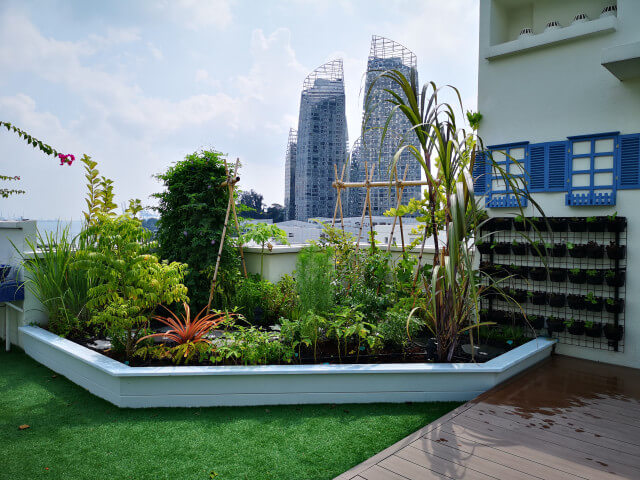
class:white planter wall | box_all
[19,326,555,408]
[478,0,640,368]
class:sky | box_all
[0,0,479,220]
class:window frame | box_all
[565,132,619,206]
[485,141,529,208]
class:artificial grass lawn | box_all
[0,349,460,480]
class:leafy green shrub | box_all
[233,275,278,327]
[295,245,334,315]
[81,214,188,359]
[154,150,239,309]
[242,222,289,278]
[214,325,294,365]
[19,226,92,337]
[379,308,424,350]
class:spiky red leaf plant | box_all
[137,303,231,346]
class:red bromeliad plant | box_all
[136,303,235,364]
[138,303,229,346]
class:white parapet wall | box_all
[19,325,555,408]
[243,244,436,283]
[0,220,47,350]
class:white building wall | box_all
[478,0,640,367]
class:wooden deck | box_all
[335,355,640,480]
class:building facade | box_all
[283,128,297,220]
[293,59,348,221]
[349,36,422,217]
[477,0,640,367]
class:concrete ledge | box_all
[486,16,617,61]
[19,326,555,408]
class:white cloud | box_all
[157,0,234,30]
[146,42,163,60]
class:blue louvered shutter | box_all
[528,144,545,191]
[527,141,567,192]
[473,150,487,195]
[618,134,640,189]
[547,141,567,191]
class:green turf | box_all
[0,349,460,480]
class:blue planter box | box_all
[0,281,25,302]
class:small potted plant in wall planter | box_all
[567,293,586,310]
[547,316,565,333]
[494,241,511,255]
[585,241,604,259]
[586,216,606,232]
[530,216,548,231]
[605,242,626,260]
[605,298,624,314]
[567,242,587,258]
[568,268,586,284]
[510,264,529,279]
[491,217,512,231]
[530,291,548,305]
[479,308,490,323]
[566,318,586,336]
[549,217,568,232]
[493,310,512,325]
[513,215,530,231]
[511,240,527,255]
[548,292,566,307]
[476,239,492,254]
[480,261,497,276]
[585,321,603,338]
[604,324,623,342]
[586,269,604,285]
[529,241,547,257]
[550,243,567,257]
[585,292,603,312]
[606,212,626,232]
[494,264,510,278]
[549,268,567,282]
[529,267,547,281]
[507,288,528,303]
[605,269,625,287]
[527,314,545,330]
[569,217,587,232]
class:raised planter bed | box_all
[18,326,555,408]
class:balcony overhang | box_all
[602,41,640,80]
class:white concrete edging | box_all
[18,326,555,408]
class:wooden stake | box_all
[386,165,409,253]
[227,159,247,278]
[331,164,346,230]
[207,158,240,311]
[355,162,374,253]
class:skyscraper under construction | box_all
[285,59,348,221]
[349,36,421,217]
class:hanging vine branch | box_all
[1,121,74,165]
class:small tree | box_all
[154,150,239,309]
[81,214,188,359]
[242,222,289,278]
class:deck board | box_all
[334,355,640,480]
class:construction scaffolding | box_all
[349,36,422,217]
[294,59,348,221]
[283,128,297,220]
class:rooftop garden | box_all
[5,76,541,369]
